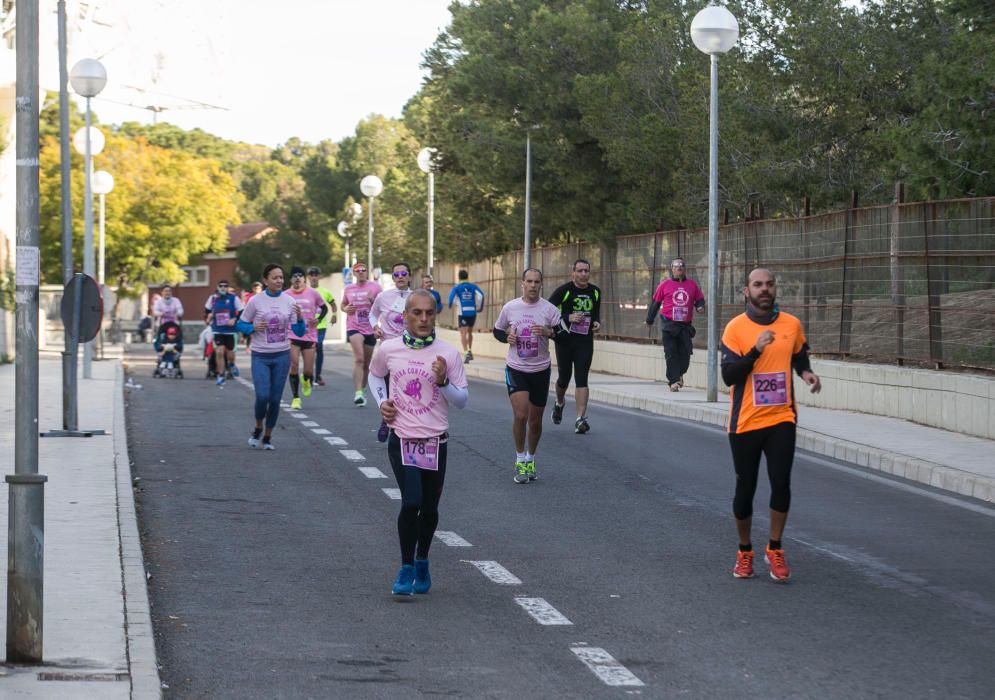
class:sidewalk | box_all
[456,352,995,504]
[0,356,160,699]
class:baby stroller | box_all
[198,326,219,379]
[153,321,184,379]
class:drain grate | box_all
[37,671,130,682]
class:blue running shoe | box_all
[230,364,240,378]
[392,564,415,596]
[216,375,225,387]
[413,560,431,594]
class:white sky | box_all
[69,0,454,147]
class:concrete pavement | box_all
[0,337,992,697]
[0,356,160,698]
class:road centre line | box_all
[290,413,308,419]
[311,428,331,435]
[570,645,645,687]
[340,449,365,461]
[514,597,572,625]
[462,561,522,585]
[434,531,473,547]
[382,488,401,500]
[300,421,319,427]
[358,467,388,479]
[324,436,347,446]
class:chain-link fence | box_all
[430,196,995,371]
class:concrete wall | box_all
[438,328,995,441]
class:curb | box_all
[461,362,995,504]
[112,362,163,699]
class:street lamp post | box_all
[69,58,107,378]
[417,147,437,275]
[524,133,532,270]
[71,124,104,375]
[92,170,114,286]
[337,221,350,270]
[691,4,739,403]
[360,175,384,274]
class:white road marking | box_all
[514,597,572,625]
[340,449,365,461]
[324,437,347,446]
[311,428,332,435]
[300,421,319,427]
[359,467,388,479]
[462,560,522,585]
[434,531,473,547]
[571,645,645,687]
[290,413,308,419]
[382,488,401,500]
[235,377,253,389]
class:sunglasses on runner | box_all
[353,267,367,273]
[392,270,409,277]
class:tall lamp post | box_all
[360,175,383,274]
[337,221,350,270]
[69,58,107,378]
[92,170,114,286]
[417,147,437,275]
[524,132,532,270]
[71,125,104,375]
[691,4,739,403]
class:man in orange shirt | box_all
[721,268,821,582]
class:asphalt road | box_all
[125,344,995,699]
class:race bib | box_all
[516,329,539,358]
[357,308,370,323]
[265,318,287,344]
[570,315,591,335]
[401,436,440,471]
[671,306,688,322]
[214,311,230,326]
[752,371,788,406]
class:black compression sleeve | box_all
[792,343,813,376]
[315,303,328,322]
[646,300,661,324]
[721,345,762,387]
[592,285,601,324]
[493,328,509,343]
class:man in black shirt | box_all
[547,258,601,433]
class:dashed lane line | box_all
[514,597,573,625]
[290,413,308,419]
[311,428,332,435]
[301,421,319,427]
[571,645,645,687]
[324,437,348,446]
[340,450,365,461]
[359,467,388,479]
[462,561,522,585]
[434,531,473,547]
[382,488,401,500]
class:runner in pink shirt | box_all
[646,257,706,391]
[370,261,415,442]
[492,268,567,484]
[369,290,468,596]
[341,263,383,406]
[286,267,328,410]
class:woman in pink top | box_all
[286,267,328,409]
[369,290,468,596]
[341,262,383,406]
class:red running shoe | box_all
[733,550,754,578]
[765,545,791,582]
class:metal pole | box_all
[98,193,105,285]
[82,100,94,377]
[524,132,532,271]
[8,0,48,663]
[706,54,720,403]
[367,198,375,273]
[57,0,78,432]
[344,239,349,270]
[57,1,72,284]
[427,171,435,275]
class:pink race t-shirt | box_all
[240,291,297,354]
[494,297,562,372]
[344,282,383,334]
[370,288,412,340]
[369,337,468,439]
[653,278,704,324]
[287,287,325,342]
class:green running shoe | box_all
[526,459,537,481]
[514,460,529,484]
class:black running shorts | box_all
[458,315,477,328]
[505,365,552,407]
[213,334,236,351]
[347,330,377,347]
[291,339,316,350]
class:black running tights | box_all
[388,433,447,565]
[728,421,796,520]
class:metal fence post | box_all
[839,190,857,354]
[924,201,944,368]
[890,182,905,364]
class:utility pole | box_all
[8,0,48,663]
[57,0,78,431]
